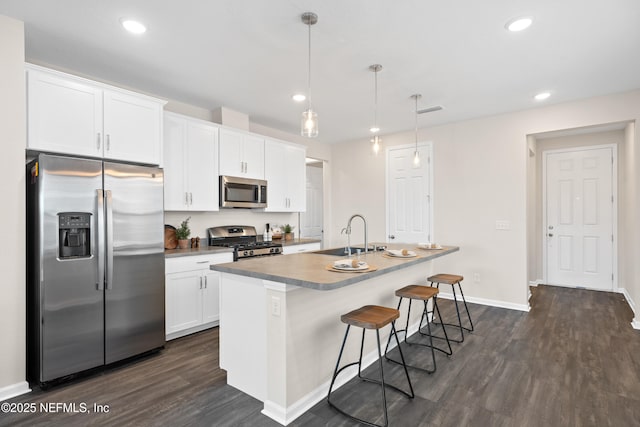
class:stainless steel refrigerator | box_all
[27,153,165,386]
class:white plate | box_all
[386,250,417,258]
[332,261,369,271]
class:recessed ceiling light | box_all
[292,93,306,102]
[369,126,380,133]
[534,91,551,101]
[505,17,533,32]
[121,19,147,34]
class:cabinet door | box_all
[264,140,287,211]
[242,134,265,179]
[103,89,162,165]
[27,69,103,157]
[219,128,244,176]
[186,122,218,211]
[202,271,220,324]
[285,144,307,211]
[163,114,188,210]
[165,271,203,334]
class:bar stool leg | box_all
[430,297,453,356]
[430,281,470,343]
[451,284,465,342]
[456,281,475,332]
[385,296,451,372]
[328,322,413,427]
[327,325,352,401]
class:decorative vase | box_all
[284,232,293,241]
[178,239,190,249]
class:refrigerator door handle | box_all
[96,189,105,290]
[105,190,114,290]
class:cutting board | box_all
[164,225,178,249]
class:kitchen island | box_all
[211,244,459,425]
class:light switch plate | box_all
[495,220,511,230]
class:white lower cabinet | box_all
[282,242,321,254]
[165,253,232,340]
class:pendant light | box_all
[369,64,383,154]
[301,12,318,138]
[411,94,421,165]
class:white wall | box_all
[331,90,640,310]
[0,15,28,399]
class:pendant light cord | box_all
[414,95,418,149]
[307,20,312,109]
[374,69,378,128]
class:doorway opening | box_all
[300,157,324,246]
[526,122,632,296]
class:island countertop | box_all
[210,243,459,290]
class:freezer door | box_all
[37,155,105,382]
[104,162,165,363]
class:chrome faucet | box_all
[344,214,368,253]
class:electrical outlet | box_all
[495,220,511,230]
[271,296,281,317]
[473,273,480,283]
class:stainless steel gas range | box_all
[207,225,283,261]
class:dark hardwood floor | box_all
[2,285,639,426]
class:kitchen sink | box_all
[311,247,379,256]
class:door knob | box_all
[548,233,554,237]
[388,235,395,240]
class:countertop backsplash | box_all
[164,210,298,242]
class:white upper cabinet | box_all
[102,90,163,164]
[27,68,103,158]
[219,127,265,180]
[26,65,165,165]
[163,112,219,211]
[264,138,306,212]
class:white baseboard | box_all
[529,280,544,286]
[618,288,640,330]
[166,321,218,341]
[261,320,419,425]
[0,381,30,402]
[436,292,530,312]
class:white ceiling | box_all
[2,0,640,144]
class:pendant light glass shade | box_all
[411,94,421,166]
[301,108,319,138]
[371,135,381,154]
[301,12,318,138]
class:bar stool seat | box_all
[328,305,413,427]
[428,274,474,343]
[385,285,452,373]
[341,305,399,329]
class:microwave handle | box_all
[261,185,267,204]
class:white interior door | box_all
[301,163,323,240]
[387,144,432,244]
[545,147,614,290]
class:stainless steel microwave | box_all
[220,175,267,208]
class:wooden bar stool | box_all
[384,285,452,373]
[428,274,474,343]
[327,305,414,427]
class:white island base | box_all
[215,246,459,425]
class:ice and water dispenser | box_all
[58,212,91,259]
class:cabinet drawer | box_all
[165,252,233,273]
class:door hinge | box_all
[612,234,614,242]
[612,195,614,203]
[612,273,614,282]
